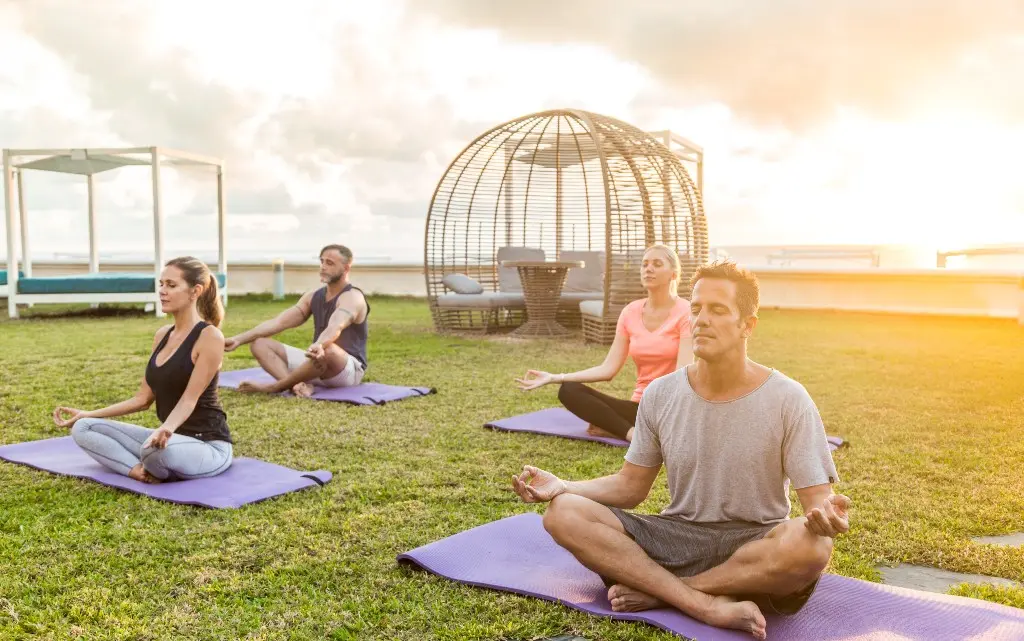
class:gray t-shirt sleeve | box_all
[624,381,665,468]
[782,390,840,489]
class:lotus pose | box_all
[517,244,693,441]
[54,257,233,484]
[225,244,370,397]
[512,261,850,639]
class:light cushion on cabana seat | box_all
[579,299,604,318]
[441,273,484,295]
[560,250,604,292]
[16,272,227,295]
[496,247,545,292]
[436,292,526,310]
[559,291,603,304]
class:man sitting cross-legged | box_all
[225,244,370,397]
[511,260,850,640]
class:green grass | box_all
[1,296,1023,640]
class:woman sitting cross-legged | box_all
[52,257,233,484]
[517,244,693,442]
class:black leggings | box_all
[557,382,639,440]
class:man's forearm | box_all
[312,325,343,348]
[563,474,646,509]
[240,318,284,343]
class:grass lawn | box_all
[1,295,1023,640]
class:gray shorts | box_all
[609,508,819,615]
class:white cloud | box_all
[1,0,1021,268]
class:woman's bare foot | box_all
[127,464,161,484]
[608,584,664,612]
[291,382,315,398]
[586,424,620,440]
[700,595,766,640]
[238,381,273,394]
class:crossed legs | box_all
[239,337,350,397]
[542,494,832,639]
[71,418,233,483]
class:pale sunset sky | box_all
[2,0,1023,263]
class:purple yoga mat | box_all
[399,512,1024,641]
[0,437,332,509]
[218,367,435,406]
[486,408,847,451]
[485,407,629,446]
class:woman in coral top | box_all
[517,244,693,442]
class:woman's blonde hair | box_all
[643,244,682,292]
[165,256,223,328]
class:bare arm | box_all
[145,327,224,446]
[230,290,314,346]
[513,461,661,509]
[54,327,166,427]
[560,329,630,383]
[517,320,630,390]
[797,483,851,538]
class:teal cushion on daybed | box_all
[0,270,25,286]
[16,272,227,295]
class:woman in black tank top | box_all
[53,257,234,484]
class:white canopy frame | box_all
[2,146,227,318]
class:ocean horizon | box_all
[3,243,1023,270]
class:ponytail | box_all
[165,256,224,327]
[197,273,224,328]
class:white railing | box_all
[4,260,1023,324]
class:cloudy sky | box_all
[2,0,1023,264]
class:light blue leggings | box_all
[71,418,233,480]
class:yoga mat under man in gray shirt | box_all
[626,366,840,526]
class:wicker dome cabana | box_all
[424,109,708,342]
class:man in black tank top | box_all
[226,244,371,397]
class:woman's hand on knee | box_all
[143,426,174,450]
[53,406,88,429]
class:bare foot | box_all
[700,595,766,640]
[586,424,620,440]
[291,382,315,398]
[127,464,161,484]
[608,584,664,612]
[238,381,273,394]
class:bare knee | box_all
[773,520,833,584]
[250,337,274,357]
[317,345,349,376]
[543,493,593,542]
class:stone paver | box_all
[878,563,1021,594]
[972,533,1024,547]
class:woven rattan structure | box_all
[424,109,708,341]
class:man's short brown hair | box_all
[689,260,760,318]
[320,244,353,264]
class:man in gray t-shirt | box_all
[513,260,851,641]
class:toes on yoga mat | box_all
[486,408,847,451]
[0,437,332,509]
[398,513,1024,640]
[218,367,435,405]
